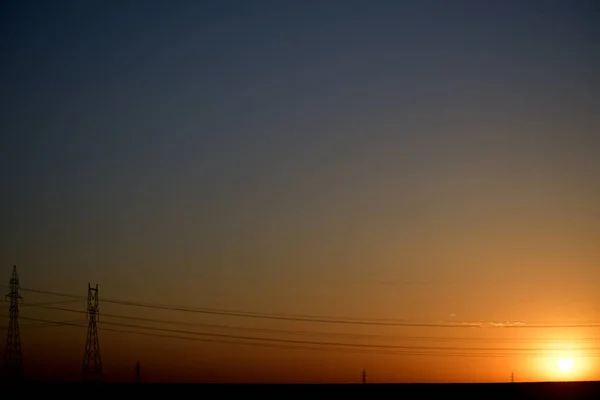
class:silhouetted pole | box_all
[362,369,366,384]
[136,361,140,384]
[3,266,24,381]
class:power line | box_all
[13,314,600,355]
[21,299,82,307]
[24,304,600,343]
[8,314,398,356]
[11,285,600,328]
[72,320,600,353]
[3,313,472,357]
[33,304,423,339]
[7,314,600,359]
[0,319,85,330]
[14,286,470,327]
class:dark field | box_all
[3,381,600,399]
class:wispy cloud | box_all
[487,321,526,327]
[439,320,526,328]
[439,321,485,328]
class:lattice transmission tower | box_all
[81,283,103,382]
[3,265,24,381]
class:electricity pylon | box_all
[81,283,102,382]
[3,266,23,382]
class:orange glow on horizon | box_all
[527,338,599,383]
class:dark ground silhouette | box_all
[2,380,600,399]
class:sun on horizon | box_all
[558,358,574,373]
[532,343,596,382]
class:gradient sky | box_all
[1,0,599,383]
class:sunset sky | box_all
[1,0,599,383]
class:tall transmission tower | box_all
[81,283,102,383]
[3,265,24,381]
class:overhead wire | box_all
[7,314,600,359]
[15,286,473,327]
[0,314,86,329]
[4,284,600,358]
[3,279,600,382]
[10,285,600,328]
[2,314,490,357]
[7,311,600,355]
[21,299,83,307]
[23,303,600,343]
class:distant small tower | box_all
[362,369,366,384]
[136,361,140,384]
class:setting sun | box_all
[558,358,574,373]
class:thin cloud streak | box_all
[440,321,527,328]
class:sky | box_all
[1,0,599,383]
